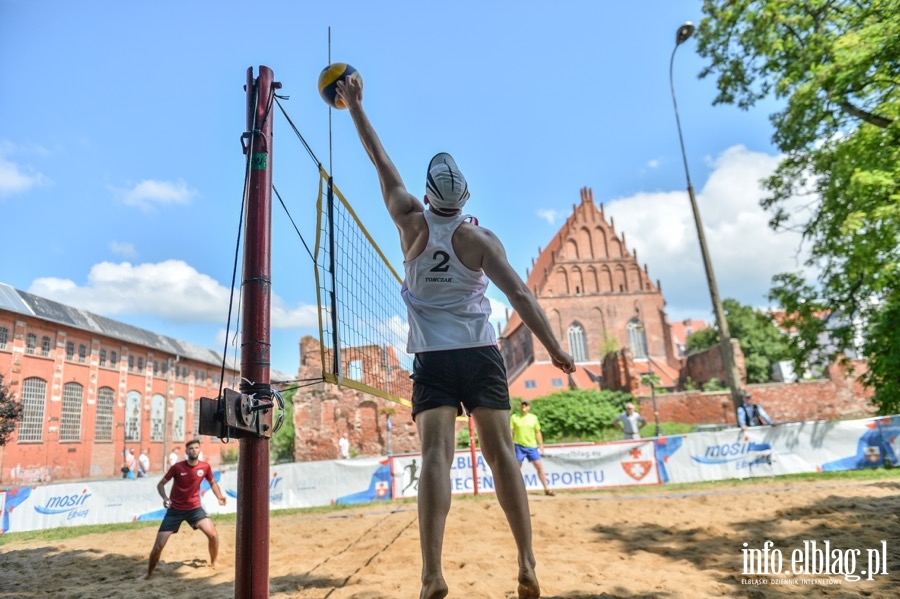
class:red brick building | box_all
[0,283,238,485]
[500,187,683,399]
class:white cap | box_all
[425,152,470,211]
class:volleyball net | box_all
[312,165,413,407]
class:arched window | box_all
[125,391,142,442]
[567,323,589,362]
[95,386,115,441]
[60,382,84,442]
[627,320,648,359]
[193,399,201,438]
[18,377,47,442]
[150,394,165,441]
[172,397,186,442]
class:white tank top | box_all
[401,211,497,353]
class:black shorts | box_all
[158,507,209,533]
[410,345,511,419]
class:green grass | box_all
[2,466,896,547]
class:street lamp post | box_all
[645,367,661,438]
[669,21,744,410]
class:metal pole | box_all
[235,65,277,599]
[669,24,744,409]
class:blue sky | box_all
[0,1,808,376]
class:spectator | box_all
[168,448,179,468]
[614,402,647,440]
[138,449,151,478]
[737,394,775,430]
[338,435,350,459]
[122,448,136,479]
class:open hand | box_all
[335,75,363,110]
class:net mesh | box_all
[314,167,413,406]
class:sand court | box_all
[2,477,898,598]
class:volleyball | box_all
[318,63,362,109]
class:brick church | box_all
[499,187,686,399]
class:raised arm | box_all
[335,77,423,227]
[477,228,574,373]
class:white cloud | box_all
[536,209,558,224]
[28,260,318,329]
[0,154,49,199]
[646,159,660,169]
[113,179,196,211]
[605,145,815,322]
[109,241,138,258]
[271,297,319,328]
[487,295,512,329]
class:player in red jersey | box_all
[139,439,227,579]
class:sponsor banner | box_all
[3,458,390,534]
[392,441,659,499]
[654,418,896,484]
[217,457,390,509]
[882,416,900,467]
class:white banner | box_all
[3,416,896,534]
[2,457,391,534]
[654,416,900,484]
[391,441,659,499]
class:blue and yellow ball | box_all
[317,63,362,109]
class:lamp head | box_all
[676,22,695,46]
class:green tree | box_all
[0,375,23,446]
[516,389,634,442]
[696,1,900,411]
[860,290,900,414]
[686,299,791,383]
[270,387,296,462]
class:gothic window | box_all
[627,320,648,359]
[567,323,589,362]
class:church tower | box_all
[499,187,679,398]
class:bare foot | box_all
[420,575,449,599]
[137,573,152,581]
[209,561,219,569]
[518,567,540,599]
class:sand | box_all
[1,477,898,598]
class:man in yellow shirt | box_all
[510,401,555,496]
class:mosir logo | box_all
[34,489,92,520]
[691,441,772,465]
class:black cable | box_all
[274,96,322,169]
[273,184,315,263]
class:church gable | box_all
[500,186,679,384]
[523,187,658,301]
